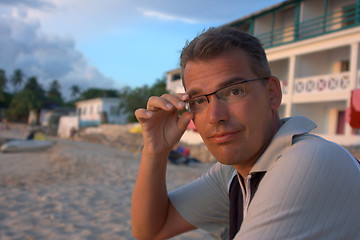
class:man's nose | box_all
[206,95,230,124]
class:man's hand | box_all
[132,93,196,239]
[135,93,194,157]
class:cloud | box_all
[137,8,198,24]
[137,0,285,25]
[0,9,116,100]
[0,0,55,9]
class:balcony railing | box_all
[255,4,360,49]
[293,72,350,96]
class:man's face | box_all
[184,49,281,171]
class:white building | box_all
[166,0,360,146]
[76,98,127,127]
[57,97,128,138]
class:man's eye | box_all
[227,87,244,96]
[189,97,206,107]
[195,98,206,104]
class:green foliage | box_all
[8,77,46,121]
[0,69,8,102]
[8,90,30,120]
[47,79,63,105]
[119,77,168,122]
[2,67,170,124]
[23,77,46,110]
[70,85,81,101]
[11,69,24,92]
[0,92,12,109]
[150,77,167,96]
[80,88,118,100]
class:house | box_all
[58,98,128,138]
[76,97,127,127]
[40,107,76,134]
[57,97,128,138]
[166,0,360,145]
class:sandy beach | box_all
[0,126,215,240]
[2,124,359,240]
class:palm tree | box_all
[70,84,80,100]
[49,79,60,93]
[25,76,46,124]
[22,76,46,110]
[11,69,24,93]
[0,69,7,101]
[48,79,63,105]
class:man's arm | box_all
[131,93,196,239]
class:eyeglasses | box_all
[185,78,268,113]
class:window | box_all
[172,73,181,82]
[333,60,349,73]
[341,60,349,72]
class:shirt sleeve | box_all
[235,136,360,240]
[169,163,234,240]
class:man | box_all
[131,27,360,239]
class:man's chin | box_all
[216,158,240,166]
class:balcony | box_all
[280,72,354,104]
[294,72,350,95]
[233,3,360,49]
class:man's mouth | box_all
[209,130,241,144]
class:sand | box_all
[0,127,215,240]
[3,123,358,240]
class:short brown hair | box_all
[180,27,271,86]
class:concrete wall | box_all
[57,116,79,138]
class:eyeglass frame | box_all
[184,77,269,113]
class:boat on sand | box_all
[1,139,55,153]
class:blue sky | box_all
[0,0,284,98]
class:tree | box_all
[70,84,81,100]
[47,79,63,105]
[149,77,167,96]
[23,77,46,111]
[119,77,168,122]
[8,90,30,121]
[9,76,46,123]
[11,69,24,93]
[80,88,118,100]
[0,69,7,102]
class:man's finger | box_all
[135,108,153,123]
[177,112,194,132]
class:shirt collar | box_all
[250,116,317,173]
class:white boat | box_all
[0,139,55,153]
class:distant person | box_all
[168,146,191,165]
[2,118,9,131]
[26,130,35,140]
[70,127,77,140]
[131,27,360,239]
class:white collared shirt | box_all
[169,116,360,239]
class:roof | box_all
[75,97,121,106]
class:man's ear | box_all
[267,76,282,110]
